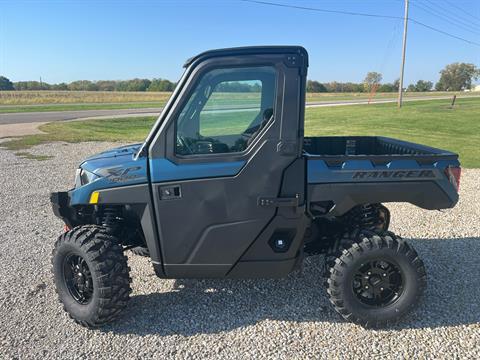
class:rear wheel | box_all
[325,230,426,327]
[52,225,131,327]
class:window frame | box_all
[168,63,279,162]
[150,55,289,165]
[172,62,280,162]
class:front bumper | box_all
[50,191,74,227]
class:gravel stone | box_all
[0,142,479,359]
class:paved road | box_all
[0,107,163,125]
[0,95,476,125]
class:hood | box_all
[80,143,148,187]
[83,143,142,162]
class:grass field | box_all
[306,97,480,167]
[0,102,165,113]
[0,91,172,105]
[2,97,479,167]
[1,90,478,113]
[0,91,171,113]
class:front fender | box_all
[50,184,165,277]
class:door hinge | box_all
[258,194,300,207]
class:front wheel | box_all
[52,225,132,327]
[325,230,426,327]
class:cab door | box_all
[148,47,308,277]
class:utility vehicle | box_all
[51,46,461,328]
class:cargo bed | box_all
[303,136,460,215]
[303,136,457,162]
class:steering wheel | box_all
[242,120,267,140]
[241,131,253,139]
[176,133,193,154]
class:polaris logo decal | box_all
[352,170,435,179]
[98,166,144,183]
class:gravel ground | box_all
[0,142,479,359]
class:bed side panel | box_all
[307,158,460,215]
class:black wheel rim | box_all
[63,253,94,305]
[352,259,404,307]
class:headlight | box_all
[75,168,100,187]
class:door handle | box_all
[159,185,181,200]
[258,194,300,207]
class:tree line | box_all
[0,62,478,92]
[307,63,479,93]
[307,78,431,93]
[0,78,176,92]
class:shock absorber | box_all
[343,204,390,232]
[356,204,378,229]
[100,206,123,233]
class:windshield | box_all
[135,69,189,159]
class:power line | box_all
[443,0,480,22]
[377,20,402,74]
[395,0,480,27]
[240,0,480,47]
[422,0,480,30]
[240,0,403,20]
[409,18,480,46]
[411,1,480,36]
[411,0,480,35]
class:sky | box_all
[0,0,479,85]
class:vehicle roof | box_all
[184,46,309,68]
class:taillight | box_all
[445,166,461,192]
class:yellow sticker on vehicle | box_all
[89,191,100,204]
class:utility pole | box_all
[398,0,409,108]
